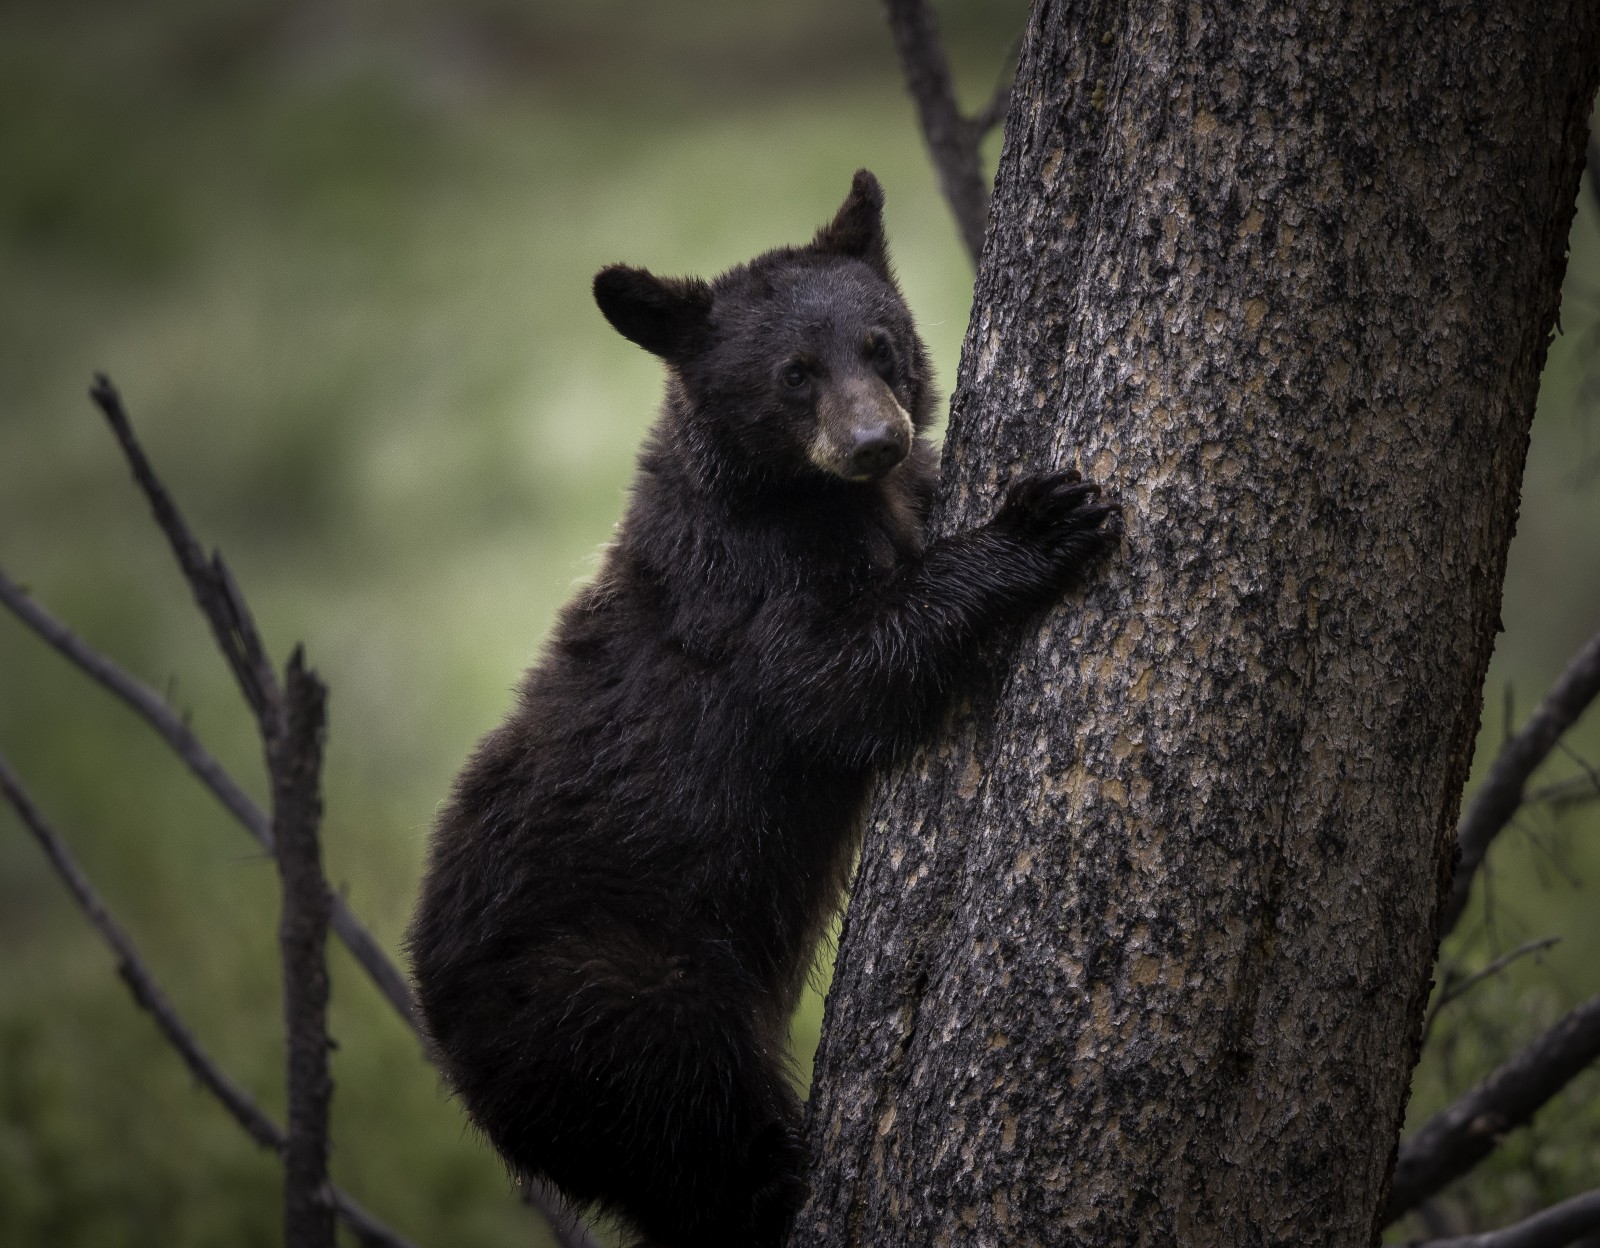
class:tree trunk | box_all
[796,3,1599,1246]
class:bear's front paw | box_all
[994,469,1121,567]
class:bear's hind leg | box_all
[461,927,805,1248]
[591,956,806,1248]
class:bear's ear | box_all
[593,265,714,363]
[812,169,890,278]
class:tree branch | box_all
[0,748,418,1248]
[971,37,1020,135]
[0,567,267,839]
[1421,937,1561,1044]
[881,0,1008,263]
[0,565,421,1031]
[1441,623,1600,937]
[1408,1188,1600,1248]
[1387,992,1600,1221]
[1527,774,1600,810]
[89,374,281,729]
[22,376,606,1248]
[272,649,335,1248]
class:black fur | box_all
[407,169,1119,1248]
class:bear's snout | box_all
[810,375,914,482]
[846,422,909,478]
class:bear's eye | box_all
[781,363,809,390]
[868,335,896,373]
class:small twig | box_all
[0,565,277,846]
[89,374,281,728]
[972,34,1022,134]
[1421,937,1561,1044]
[1518,817,1584,892]
[329,1190,421,1248]
[881,0,1013,262]
[1442,624,1600,937]
[273,649,336,1248]
[1386,991,1600,1222]
[1407,1187,1600,1248]
[1554,739,1600,794]
[0,749,418,1248]
[1526,774,1600,810]
[0,566,421,1031]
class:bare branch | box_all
[0,748,278,1151]
[1555,738,1600,793]
[89,374,281,728]
[272,650,335,1248]
[1526,774,1600,810]
[30,375,601,1248]
[1408,1188,1600,1248]
[330,1190,422,1248]
[972,34,1022,135]
[324,890,423,1035]
[0,566,421,1030]
[0,749,419,1248]
[1387,992,1600,1222]
[0,565,275,843]
[881,0,1000,262]
[1441,624,1600,937]
[1421,937,1561,1043]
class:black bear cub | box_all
[408,170,1118,1248]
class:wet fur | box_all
[408,171,1118,1248]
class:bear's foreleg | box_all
[770,469,1118,765]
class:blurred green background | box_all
[0,2,1595,1244]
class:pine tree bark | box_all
[796,3,1600,1246]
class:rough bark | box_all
[796,3,1600,1247]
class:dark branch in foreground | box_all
[881,0,1014,262]
[0,567,420,1030]
[273,651,336,1248]
[0,749,417,1248]
[91,374,281,728]
[1441,624,1600,937]
[1387,992,1600,1222]
[0,567,266,839]
[13,376,603,1248]
[1409,1187,1600,1248]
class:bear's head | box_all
[593,170,935,493]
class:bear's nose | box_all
[848,426,908,478]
